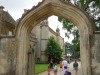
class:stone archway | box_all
[16,0,94,75]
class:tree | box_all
[58,0,100,58]
[45,36,62,62]
[65,42,80,58]
[58,18,80,57]
[60,0,100,29]
[59,0,100,32]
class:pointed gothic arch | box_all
[16,0,95,75]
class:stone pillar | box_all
[16,32,29,75]
[33,44,36,75]
[91,32,100,75]
[27,50,34,75]
[80,29,91,75]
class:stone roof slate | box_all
[2,11,16,26]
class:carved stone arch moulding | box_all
[16,0,95,75]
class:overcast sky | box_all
[0,0,74,43]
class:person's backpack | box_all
[64,66,67,69]
[73,63,78,67]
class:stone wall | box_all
[92,32,100,75]
[0,37,17,75]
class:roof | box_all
[49,27,57,35]
[2,11,17,26]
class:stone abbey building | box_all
[0,5,64,64]
[0,5,64,74]
[30,19,64,62]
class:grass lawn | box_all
[35,64,49,74]
[35,64,60,74]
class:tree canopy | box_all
[45,36,62,62]
[58,0,100,58]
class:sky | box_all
[0,0,74,43]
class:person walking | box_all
[47,66,51,75]
[50,58,53,69]
[59,59,62,71]
[62,57,68,75]
[73,59,78,75]
[53,63,58,75]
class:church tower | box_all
[56,26,60,44]
[40,19,49,61]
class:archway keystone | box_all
[16,0,94,75]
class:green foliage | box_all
[58,18,74,33]
[45,36,62,61]
[58,18,80,57]
[76,0,100,30]
[72,39,80,57]
[65,42,80,58]
[58,0,100,58]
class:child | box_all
[48,66,51,75]
[53,63,58,75]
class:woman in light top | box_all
[62,57,68,74]
[53,63,58,75]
